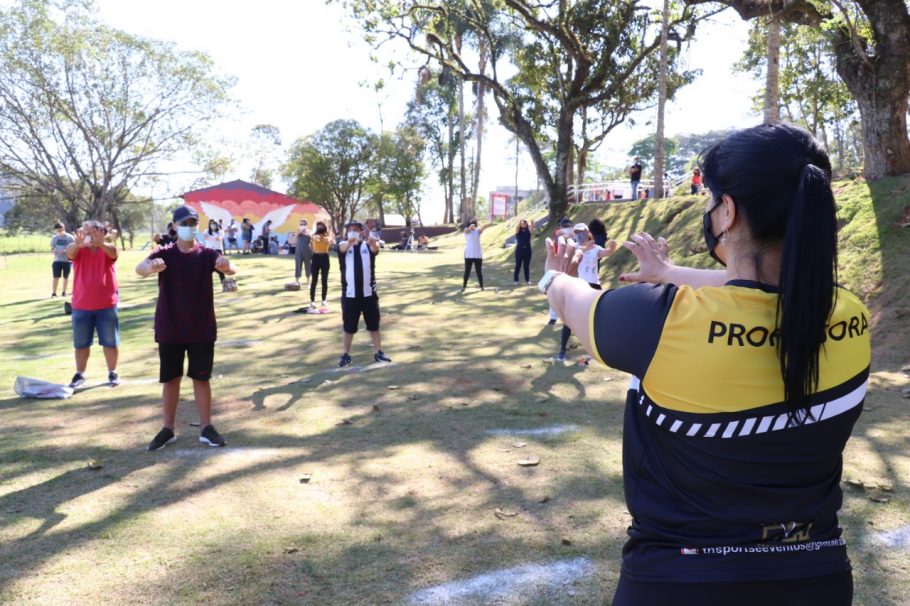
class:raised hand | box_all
[620,232,672,284]
[150,258,167,273]
[214,255,230,272]
[545,236,582,277]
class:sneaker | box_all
[108,371,120,387]
[556,351,566,362]
[547,318,557,326]
[338,353,352,368]
[51,293,57,298]
[147,427,176,451]
[199,424,226,447]
[69,372,85,388]
[513,281,519,286]
[321,300,327,308]
[61,291,67,297]
[525,281,532,286]
[374,350,392,363]
[309,301,317,310]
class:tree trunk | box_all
[549,108,574,224]
[654,0,670,199]
[763,16,782,124]
[470,38,489,213]
[853,93,910,179]
[446,117,456,223]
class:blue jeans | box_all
[72,305,120,349]
[631,180,640,200]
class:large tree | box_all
[282,119,376,234]
[0,0,233,228]
[407,69,463,224]
[737,21,861,170]
[686,0,910,179]
[343,0,708,224]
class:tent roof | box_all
[182,179,307,206]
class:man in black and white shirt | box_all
[337,220,391,368]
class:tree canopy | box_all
[0,0,234,228]
[341,0,711,223]
[283,119,376,234]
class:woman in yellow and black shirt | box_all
[540,123,869,605]
[308,221,333,309]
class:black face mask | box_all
[702,199,726,266]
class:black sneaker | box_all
[374,351,392,363]
[556,351,567,362]
[51,293,57,298]
[69,372,85,388]
[199,424,226,447]
[147,427,176,451]
[547,318,557,326]
[338,353,352,368]
[108,371,120,387]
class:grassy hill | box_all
[467,175,909,371]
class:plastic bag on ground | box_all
[13,376,74,399]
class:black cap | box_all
[345,220,364,230]
[172,205,199,223]
[558,217,573,227]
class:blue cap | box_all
[172,205,199,223]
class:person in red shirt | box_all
[65,220,120,388]
[136,205,236,451]
[691,167,703,195]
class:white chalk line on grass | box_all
[407,557,594,606]
[330,361,398,374]
[486,424,581,438]
[218,339,263,348]
[870,525,910,550]
[166,447,282,459]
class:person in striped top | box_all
[337,220,391,368]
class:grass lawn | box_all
[1,189,908,605]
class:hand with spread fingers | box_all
[544,236,583,277]
[620,231,672,283]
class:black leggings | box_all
[560,282,601,353]
[612,571,853,606]
[309,253,329,302]
[514,249,531,282]
[463,258,484,289]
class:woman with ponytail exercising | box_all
[540,123,869,605]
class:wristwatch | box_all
[538,269,562,294]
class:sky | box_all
[90,0,761,223]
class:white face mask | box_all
[347,231,361,241]
[177,225,198,241]
[561,227,573,237]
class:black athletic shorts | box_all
[158,341,215,383]
[52,261,71,278]
[341,295,380,334]
[612,571,853,606]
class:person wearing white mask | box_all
[555,223,617,362]
[337,220,391,368]
[136,205,236,451]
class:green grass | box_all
[0,231,50,255]
[0,179,908,605]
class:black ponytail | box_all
[777,164,838,419]
[700,123,838,420]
